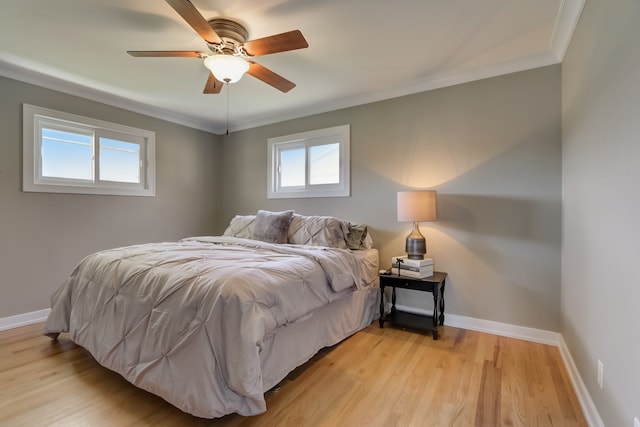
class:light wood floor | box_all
[0,322,587,427]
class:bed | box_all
[44,210,379,418]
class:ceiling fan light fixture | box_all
[204,54,249,83]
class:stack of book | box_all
[390,256,434,278]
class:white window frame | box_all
[267,124,350,199]
[23,104,155,197]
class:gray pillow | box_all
[346,223,368,250]
[252,210,294,244]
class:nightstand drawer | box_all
[390,278,435,292]
[379,272,445,293]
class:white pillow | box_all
[223,215,256,239]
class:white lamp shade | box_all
[397,190,437,222]
[203,55,250,83]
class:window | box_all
[267,125,350,199]
[23,104,155,196]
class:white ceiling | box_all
[0,0,584,135]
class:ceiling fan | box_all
[127,0,308,94]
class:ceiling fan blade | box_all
[127,50,203,58]
[203,73,223,94]
[243,30,308,57]
[247,62,296,93]
[165,0,222,45]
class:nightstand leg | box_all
[391,287,396,314]
[379,287,385,328]
[432,292,439,340]
[439,280,446,325]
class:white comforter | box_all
[44,236,372,418]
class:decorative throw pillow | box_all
[223,215,256,239]
[252,210,294,244]
[287,214,349,249]
[346,223,369,250]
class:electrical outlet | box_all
[597,360,604,388]
[634,416,639,427]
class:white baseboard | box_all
[393,303,560,345]
[443,313,561,346]
[558,336,605,427]
[0,308,50,332]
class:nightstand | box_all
[379,271,447,340]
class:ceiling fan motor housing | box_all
[207,18,249,55]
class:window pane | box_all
[41,128,93,180]
[99,138,140,183]
[267,124,349,199]
[309,143,339,185]
[280,147,305,187]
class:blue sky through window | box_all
[309,143,339,184]
[41,128,92,180]
[279,143,340,187]
[280,147,305,187]
[41,129,140,184]
[99,138,140,183]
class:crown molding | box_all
[549,0,587,61]
[0,60,219,134]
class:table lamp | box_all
[397,190,437,260]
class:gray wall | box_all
[562,1,640,426]
[220,65,562,331]
[0,76,222,318]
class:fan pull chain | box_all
[225,80,230,136]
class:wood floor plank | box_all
[0,322,588,426]
[474,360,502,427]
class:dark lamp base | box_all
[405,222,426,260]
